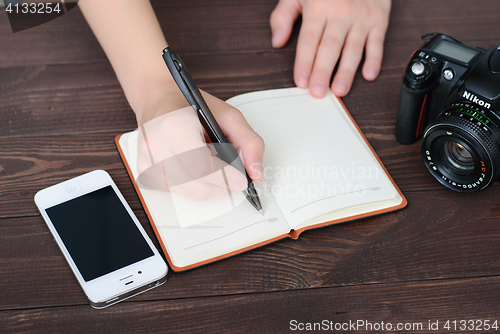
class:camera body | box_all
[395,33,500,192]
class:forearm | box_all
[79,0,178,125]
[79,0,265,187]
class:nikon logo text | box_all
[463,90,491,109]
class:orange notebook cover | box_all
[115,88,407,271]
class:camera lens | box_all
[421,104,500,192]
[441,141,474,174]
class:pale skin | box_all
[79,0,263,200]
[79,0,390,200]
[270,0,391,97]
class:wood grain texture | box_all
[0,125,453,219]
[2,0,500,332]
[2,189,500,310]
[2,276,500,333]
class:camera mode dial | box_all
[407,59,431,82]
[405,51,441,88]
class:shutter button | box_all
[411,62,425,75]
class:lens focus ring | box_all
[422,106,500,192]
[447,113,498,154]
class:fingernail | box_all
[252,162,264,183]
[235,180,248,191]
[312,81,327,97]
[333,80,348,96]
[272,29,281,48]
[366,66,378,80]
[296,73,309,88]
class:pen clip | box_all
[162,47,226,144]
[162,47,200,110]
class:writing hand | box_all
[136,91,264,201]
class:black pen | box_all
[162,47,263,215]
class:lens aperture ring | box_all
[449,113,498,155]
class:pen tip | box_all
[259,209,264,216]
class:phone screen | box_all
[45,186,154,282]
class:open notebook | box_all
[116,87,406,271]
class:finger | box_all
[307,20,350,98]
[140,107,206,164]
[269,0,302,48]
[361,26,387,81]
[203,93,265,183]
[293,7,327,89]
[138,144,248,201]
[330,24,368,97]
[155,132,248,192]
[174,155,248,202]
[211,154,249,191]
[217,110,265,183]
[171,177,238,202]
[236,133,265,183]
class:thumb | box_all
[269,0,302,48]
[239,135,265,183]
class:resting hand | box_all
[136,91,264,201]
[270,0,391,97]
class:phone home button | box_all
[65,183,81,194]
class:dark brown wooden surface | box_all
[2,1,500,333]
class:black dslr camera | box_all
[395,33,500,192]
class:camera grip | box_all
[395,84,429,144]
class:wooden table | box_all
[2,1,500,332]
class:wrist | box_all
[133,80,190,126]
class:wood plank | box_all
[0,5,106,68]
[0,61,135,138]
[1,0,500,68]
[0,42,411,137]
[0,0,280,67]
[387,0,500,45]
[0,115,434,220]
[1,276,500,333]
[1,109,499,219]
[0,132,137,218]
[1,0,500,330]
[0,52,296,137]
[2,188,500,310]
[2,0,499,150]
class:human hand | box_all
[136,90,265,201]
[80,0,266,201]
[270,0,391,97]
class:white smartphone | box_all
[34,170,168,309]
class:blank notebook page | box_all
[121,131,289,268]
[227,88,399,229]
